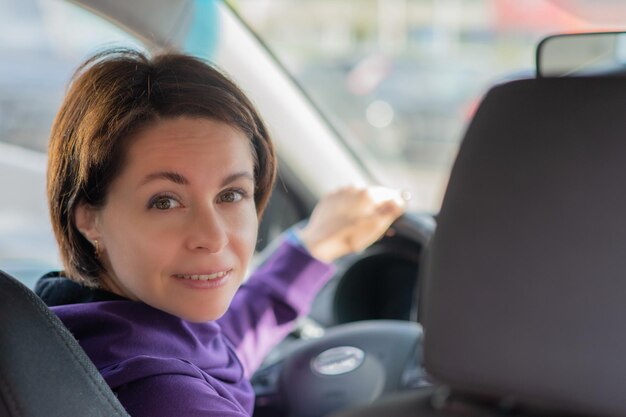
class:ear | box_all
[74,202,101,242]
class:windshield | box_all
[1,0,625,284]
[234,0,625,211]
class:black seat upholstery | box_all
[0,270,130,417]
[332,77,626,417]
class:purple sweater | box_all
[51,241,334,416]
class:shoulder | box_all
[51,302,245,381]
[102,355,253,416]
[114,370,252,416]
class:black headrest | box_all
[0,270,130,417]
[422,78,626,416]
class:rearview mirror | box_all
[537,32,626,77]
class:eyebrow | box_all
[139,171,254,187]
[140,171,189,186]
[220,171,255,187]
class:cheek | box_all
[229,205,259,260]
[99,208,177,278]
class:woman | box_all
[37,49,405,416]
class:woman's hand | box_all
[298,185,408,263]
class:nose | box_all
[186,206,229,253]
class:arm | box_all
[218,239,334,377]
[218,185,407,377]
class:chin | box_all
[182,310,227,323]
[173,303,230,323]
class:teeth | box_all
[176,271,228,281]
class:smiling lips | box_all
[173,270,231,281]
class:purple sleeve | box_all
[217,240,335,377]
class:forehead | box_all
[122,116,254,178]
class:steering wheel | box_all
[252,320,425,417]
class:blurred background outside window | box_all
[0,0,621,285]
[1,0,620,211]
[0,0,141,284]
[235,0,620,210]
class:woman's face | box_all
[75,116,258,322]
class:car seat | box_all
[0,270,130,417]
[331,77,626,416]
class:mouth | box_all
[173,270,232,281]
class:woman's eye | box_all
[219,190,244,203]
[150,196,181,210]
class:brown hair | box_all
[47,48,276,287]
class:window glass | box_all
[235,0,623,211]
[0,0,142,286]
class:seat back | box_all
[0,270,130,417]
[422,77,626,416]
[333,77,626,417]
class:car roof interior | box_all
[5,43,626,417]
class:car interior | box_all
[4,29,626,417]
[0,270,130,417]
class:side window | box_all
[0,0,142,287]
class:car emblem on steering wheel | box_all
[310,346,365,376]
